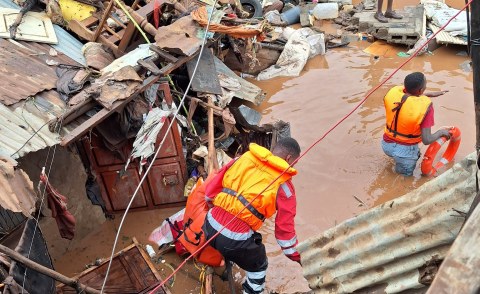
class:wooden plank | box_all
[117,1,154,54]
[93,0,115,41]
[60,52,199,146]
[68,19,95,41]
[0,8,58,44]
[150,45,178,63]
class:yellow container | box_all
[59,0,96,22]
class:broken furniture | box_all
[76,82,187,213]
[57,238,171,294]
[68,1,155,57]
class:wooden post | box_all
[204,266,214,294]
[92,0,115,41]
[207,95,219,174]
[0,245,101,294]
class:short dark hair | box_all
[404,72,426,94]
[272,137,301,159]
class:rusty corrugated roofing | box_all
[0,39,77,105]
[298,153,477,293]
[0,9,84,159]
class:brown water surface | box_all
[252,25,473,293]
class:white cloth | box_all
[125,107,173,174]
[423,0,468,36]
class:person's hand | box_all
[437,90,449,96]
[426,90,449,97]
[439,128,452,140]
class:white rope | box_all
[100,3,219,292]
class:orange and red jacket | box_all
[384,86,432,144]
[206,144,301,262]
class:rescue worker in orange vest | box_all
[382,72,451,176]
[203,138,301,294]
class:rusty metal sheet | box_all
[154,16,203,56]
[298,153,477,294]
[427,194,480,294]
[187,48,223,95]
[0,158,36,217]
[0,39,77,105]
[91,66,142,110]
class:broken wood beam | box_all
[60,52,199,146]
[170,90,223,113]
[207,95,219,174]
[93,0,115,41]
[49,99,97,132]
[204,266,214,294]
[150,45,178,63]
[0,245,101,294]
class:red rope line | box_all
[148,1,473,292]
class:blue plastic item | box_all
[280,6,301,25]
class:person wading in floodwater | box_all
[203,138,302,294]
[381,72,452,176]
[375,0,403,23]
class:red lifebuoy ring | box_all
[421,127,461,176]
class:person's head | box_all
[404,72,427,95]
[272,137,301,165]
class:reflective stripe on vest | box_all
[222,188,266,222]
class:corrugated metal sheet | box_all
[0,0,87,158]
[427,195,480,294]
[0,0,86,65]
[429,23,467,46]
[0,90,78,159]
[298,153,477,293]
[0,39,59,105]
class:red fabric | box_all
[206,160,300,262]
[383,105,434,146]
[40,174,75,240]
[274,180,300,262]
[169,220,188,255]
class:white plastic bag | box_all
[148,208,185,247]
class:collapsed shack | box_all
[298,153,477,294]
[0,0,296,291]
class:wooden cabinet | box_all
[79,83,187,213]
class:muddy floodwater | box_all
[251,2,474,292]
[52,1,473,293]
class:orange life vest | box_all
[212,143,297,231]
[179,175,224,267]
[384,86,432,144]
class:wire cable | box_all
[99,2,219,292]
[147,1,474,292]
